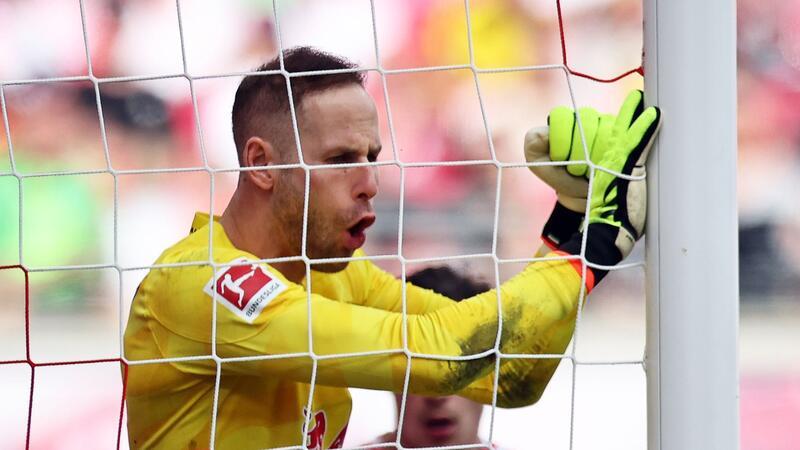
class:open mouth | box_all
[424,417,457,440]
[426,417,455,429]
[347,215,376,238]
[344,214,375,250]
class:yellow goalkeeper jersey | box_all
[124,213,585,450]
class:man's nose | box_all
[423,396,449,407]
[354,165,378,201]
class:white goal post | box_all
[644,0,739,449]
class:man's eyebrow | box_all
[324,145,381,160]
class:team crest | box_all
[204,258,286,323]
[303,408,347,449]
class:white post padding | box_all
[643,0,739,449]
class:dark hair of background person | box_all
[407,267,490,302]
[231,46,365,165]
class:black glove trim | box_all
[559,223,623,284]
[541,202,584,250]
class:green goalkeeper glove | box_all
[524,107,615,212]
[525,103,614,251]
[559,90,662,280]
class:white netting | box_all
[0,0,649,449]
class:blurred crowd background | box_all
[0,0,798,449]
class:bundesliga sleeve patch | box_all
[204,258,287,323]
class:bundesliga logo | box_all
[204,258,287,323]
[216,263,271,310]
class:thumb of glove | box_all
[524,126,589,212]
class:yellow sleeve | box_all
[361,259,457,314]
[340,254,574,407]
[318,250,456,314]
[355,255,579,407]
[143,253,582,408]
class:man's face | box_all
[396,394,484,447]
[272,84,381,272]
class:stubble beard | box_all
[272,172,350,273]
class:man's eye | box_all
[328,155,351,164]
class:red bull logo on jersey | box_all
[303,408,347,449]
[204,258,287,323]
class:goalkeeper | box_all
[124,46,661,450]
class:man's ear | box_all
[242,137,277,191]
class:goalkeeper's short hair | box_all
[231,46,365,164]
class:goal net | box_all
[0,0,737,449]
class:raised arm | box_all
[460,90,664,406]
[132,254,583,408]
[325,251,458,315]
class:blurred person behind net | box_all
[366,266,503,449]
